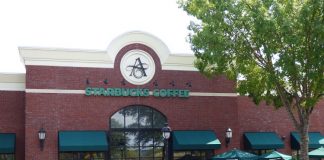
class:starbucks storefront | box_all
[1,31,244,160]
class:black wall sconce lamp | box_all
[86,78,90,85]
[121,79,126,86]
[103,78,108,85]
[169,81,175,87]
[281,135,286,141]
[153,80,158,87]
[186,82,192,87]
[162,123,171,140]
[162,123,172,160]
[225,128,232,147]
[38,127,46,151]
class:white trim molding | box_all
[19,47,113,68]
[0,73,26,91]
[19,31,198,71]
[25,89,83,94]
[25,88,237,97]
[189,92,237,97]
[162,54,197,71]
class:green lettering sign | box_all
[85,87,190,98]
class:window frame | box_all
[58,151,107,160]
[173,150,213,160]
[109,105,167,160]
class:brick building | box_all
[0,31,323,160]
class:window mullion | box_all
[110,105,166,160]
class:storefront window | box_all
[248,149,273,155]
[0,154,14,160]
[59,152,105,160]
[110,105,167,160]
[111,112,124,128]
[173,151,212,160]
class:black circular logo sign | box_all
[120,50,155,85]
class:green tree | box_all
[179,0,324,159]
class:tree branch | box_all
[276,83,300,129]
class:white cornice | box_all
[0,73,26,91]
[19,47,113,68]
[19,31,197,71]
[162,54,197,71]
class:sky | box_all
[0,0,194,73]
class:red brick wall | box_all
[22,67,324,159]
[24,43,237,159]
[309,100,324,133]
[238,96,324,154]
[24,93,239,160]
[24,63,238,159]
[0,91,25,160]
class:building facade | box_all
[0,31,323,160]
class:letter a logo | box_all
[127,57,148,79]
[120,50,155,85]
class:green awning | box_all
[244,132,284,149]
[0,133,15,154]
[291,132,324,150]
[173,130,221,150]
[59,131,108,152]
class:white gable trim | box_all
[19,31,197,71]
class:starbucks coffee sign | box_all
[85,87,190,98]
[120,50,155,85]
